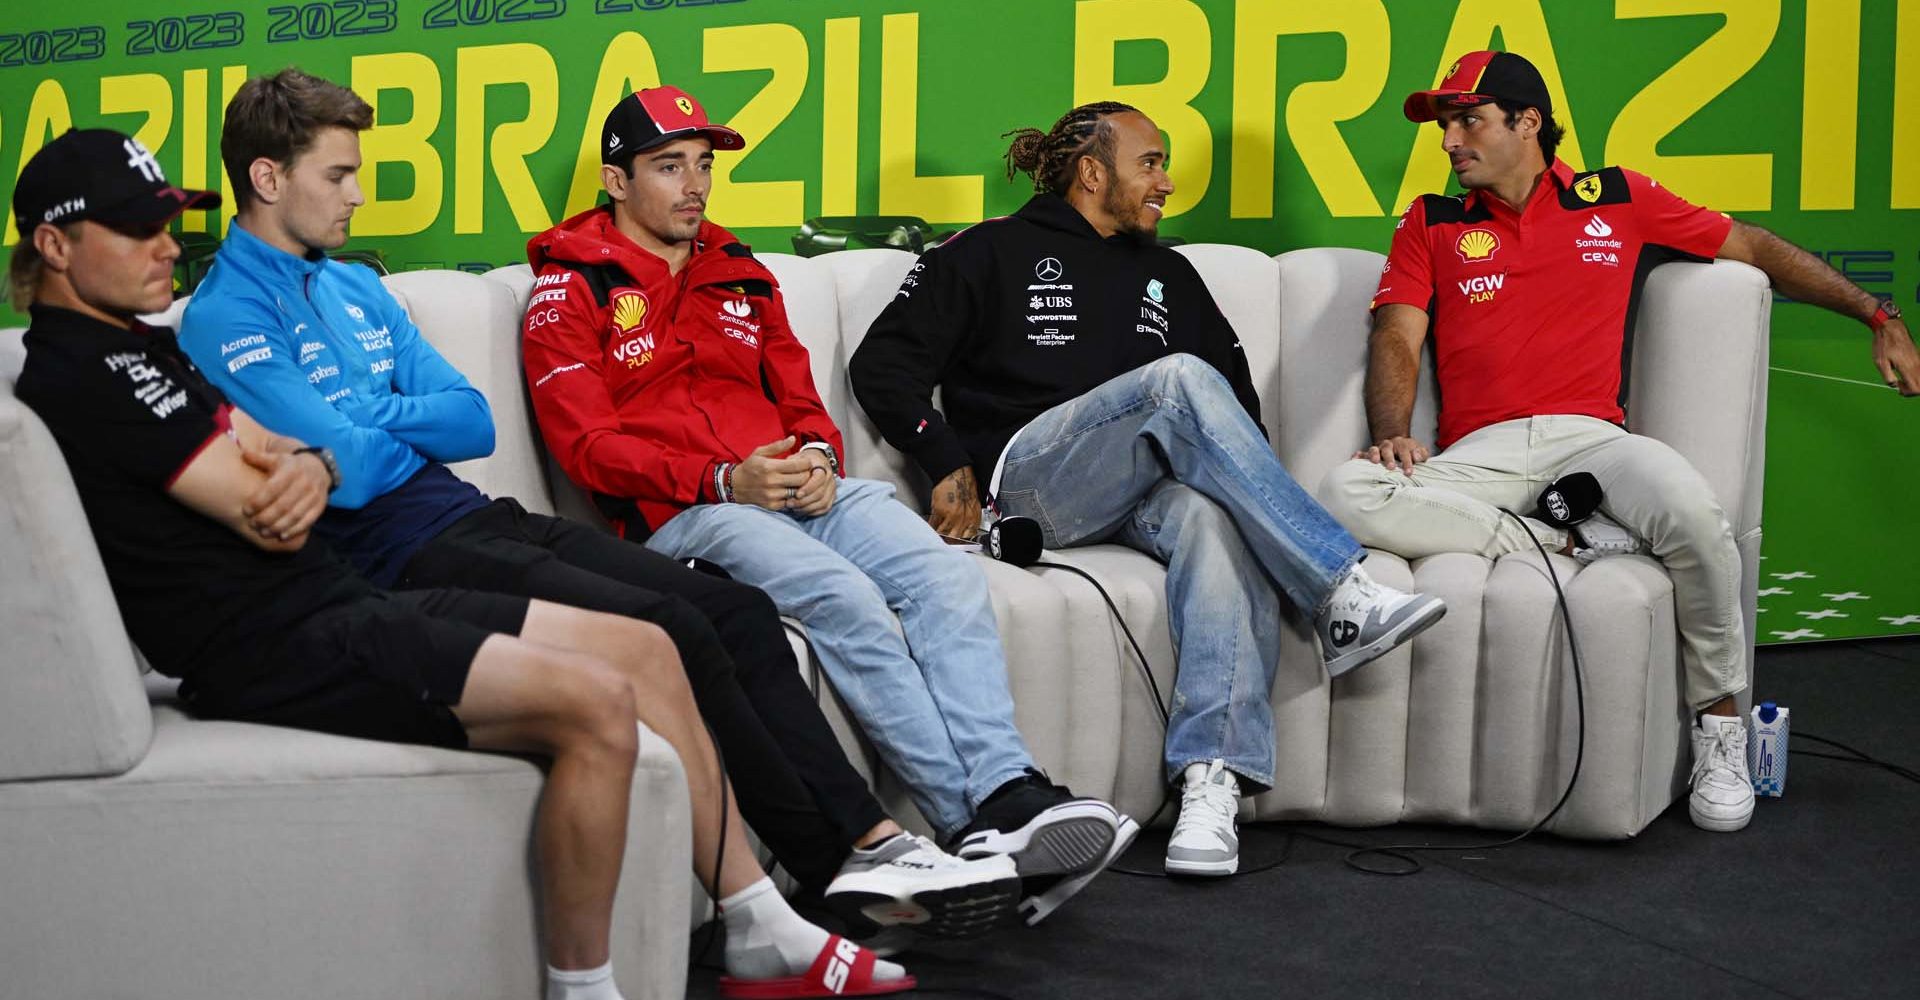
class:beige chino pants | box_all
[1320,415,1745,708]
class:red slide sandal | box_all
[718,934,916,998]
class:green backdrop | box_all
[3,0,1915,643]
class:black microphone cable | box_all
[1334,508,1588,876]
[1029,557,1295,880]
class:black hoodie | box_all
[850,193,1264,497]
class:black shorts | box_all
[189,588,530,750]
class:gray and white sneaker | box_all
[1315,565,1447,677]
[1165,759,1239,876]
[1571,512,1646,565]
[825,833,1021,939]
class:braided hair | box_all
[1003,101,1140,195]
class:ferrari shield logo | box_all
[675,96,694,116]
[1574,175,1603,203]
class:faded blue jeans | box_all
[995,354,1364,790]
[646,477,1034,837]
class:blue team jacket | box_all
[179,223,494,583]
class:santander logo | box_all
[722,298,751,318]
[1577,214,1623,249]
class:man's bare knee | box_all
[546,655,642,762]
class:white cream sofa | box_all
[0,314,691,1000]
[480,243,1769,842]
[0,240,1767,996]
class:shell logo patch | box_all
[1455,228,1500,263]
[675,96,694,116]
[1574,175,1604,203]
[611,289,650,333]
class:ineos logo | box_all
[1034,257,1063,281]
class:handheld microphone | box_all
[1534,472,1603,527]
[978,515,1043,567]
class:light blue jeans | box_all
[646,477,1034,837]
[995,354,1364,790]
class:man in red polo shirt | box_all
[1323,50,1919,834]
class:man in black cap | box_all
[173,67,1020,963]
[1322,49,1920,834]
[6,126,906,1000]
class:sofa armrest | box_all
[0,352,153,781]
[1624,259,1771,539]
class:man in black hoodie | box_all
[851,103,1445,878]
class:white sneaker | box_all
[1165,760,1240,876]
[1571,512,1646,564]
[824,833,1021,938]
[1689,716,1756,832]
[1315,566,1446,677]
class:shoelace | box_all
[896,833,958,868]
[1331,569,1379,613]
[1691,725,1746,786]
[1172,773,1237,840]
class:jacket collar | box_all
[532,206,765,287]
[1463,158,1577,216]
[1013,192,1156,249]
[219,220,329,286]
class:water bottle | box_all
[1748,701,1790,797]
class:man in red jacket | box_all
[523,86,1132,927]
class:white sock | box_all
[718,876,906,983]
[545,961,625,1000]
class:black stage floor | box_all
[688,638,1920,1000]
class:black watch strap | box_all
[293,445,341,492]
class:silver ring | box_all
[786,486,797,499]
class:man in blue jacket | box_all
[179,67,1020,958]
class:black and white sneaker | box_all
[1315,565,1446,677]
[950,770,1129,925]
[824,833,1021,939]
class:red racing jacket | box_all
[523,207,844,534]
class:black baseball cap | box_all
[12,128,219,236]
[601,85,745,165]
[1403,51,1552,122]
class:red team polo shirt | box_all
[1371,159,1733,449]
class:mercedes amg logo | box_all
[1034,257,1063,281]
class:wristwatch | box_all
[293,445,341,492]
[1870,298,1902,329]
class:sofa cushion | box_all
[384,269,554,514]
